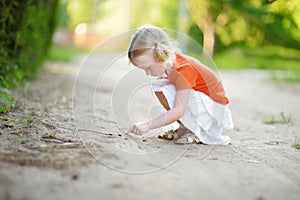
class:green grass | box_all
[264,112,292,125]
[214,45,300,83]
[47,45,87,62]
[0,110,36,127]
[215,45,300,70]
[292,143,300,149]
[0,90,15,114]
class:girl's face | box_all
[133,54,165,78]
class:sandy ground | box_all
[0,54,300,200]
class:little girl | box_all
[126,25,234,145]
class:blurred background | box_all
[52,0,300,69]
[1,0,300,111]
[51,0,300,86]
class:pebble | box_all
[71,174,79,180]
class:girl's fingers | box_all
[125,126,133,135]
[132,126,136,134]
[126,125,144,135]
[133,126,139,134]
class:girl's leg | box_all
[155,91,187,139]
[154,91,170,110]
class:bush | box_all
[0,0,59,88]
[0,0,59,113]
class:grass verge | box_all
[214,45,300,83]
[47,45,87,62]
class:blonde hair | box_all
[128,25,176,66]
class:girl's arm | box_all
[126,89,191,135]
[147,89,190,129]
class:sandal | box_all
[174,136,202,145]
[158,129,179,140]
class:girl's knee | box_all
[155,91,163,98]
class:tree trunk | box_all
[202,20,215,58]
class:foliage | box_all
[187,0,300,54]
[0,90,15,114]
[0,0,59,112]
[0,0,59,88]
[63,0,300,55]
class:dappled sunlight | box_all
[216,13,228,26]
[75,23,88,36]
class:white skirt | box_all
[151,79,234,145]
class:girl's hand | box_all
[126,122,150,135]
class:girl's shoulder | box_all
[176,52,215,74]
[176,52,202,68]
[175,52,204,72]
[169,53,198,80]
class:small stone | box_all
[71,174,79,180]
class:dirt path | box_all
[0,55,300,200]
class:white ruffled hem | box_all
[151,79,234,145]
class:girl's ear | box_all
[155,54,165,65]
[155,50,168,63]
[153,53,161,63]
[154,43,168,63]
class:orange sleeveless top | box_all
[167,53,229,105]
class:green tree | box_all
[187,0,215,57]
[187,0,300,56]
